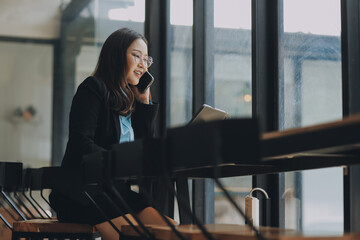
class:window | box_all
[0,42,53,168]
[214,0,252,117]
[213,0,252,224]
[169,0,193,127]
[281,0,343,232]
[75,0,146,87]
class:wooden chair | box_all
[0,162,26,240]
[0,163,100,240]
[20,167,52,219]
[0,162,27,221]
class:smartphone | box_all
[136,71,154,92]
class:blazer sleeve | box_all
[132,101,159,138]
[67,77,107,156]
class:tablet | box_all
[188,104,229,125]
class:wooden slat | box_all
[262,114,360,140]
[261,114,360,158]
[122,224,360,240]
[13,219,97,233]
[150,224,293,240]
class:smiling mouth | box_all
[134,71,142,77]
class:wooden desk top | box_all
[122,224,360,240]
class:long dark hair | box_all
[92,28,147,115]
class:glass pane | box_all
[169,0,193,127]
[213,0,252,224]
[94,0,145,41]
[169,0,193,222]
[76,45,98,87]
[74,0,146,88]
[73,0,146,88]
[0,1,58,220]
[70,2,97,88]
[281,0,342,232]
[214,0,251,117]
[216,177,252,224]
[0,42,53,168]
[302,168,343,232]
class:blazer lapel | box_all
[112,111,120,143]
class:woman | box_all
[49,28,175,240]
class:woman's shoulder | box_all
[78,76,106,92]
[73,76,108,102]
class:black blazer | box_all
[53,76,159,203]
[62,76,159,170]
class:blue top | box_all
[119,114,134,143]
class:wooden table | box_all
[172,114,360,179]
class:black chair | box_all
[81,139,184,239]
[28,167,63,219]
[0,162,27,223]
[82,149,153,240]
[81,137,214,240]
[109,139,195,240]
[18,167,52,219]
[3,165,100,240]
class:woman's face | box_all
[125,38,149,86]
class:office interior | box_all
[0,0,359,238]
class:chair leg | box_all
[0,200,17,221]
[175,177,192,224]
[13,192,36,219]
[29,191,51,218]
[83,191,124,238]
[0,213,12,230]
[1,191,27,220]
[40,190,52,208]
[22,191,46,218]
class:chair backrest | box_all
[40,167,62,190]
[81,151,109,196]
[22,167,62,219]
[22,168,34,191]
[166,118,259,171]
[110,138,163,180]
[29,168,43,191]
[0,162,23,192]
[0,161,28,223]
[111,140,144,179]
[29,167,62,191]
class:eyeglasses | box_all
[131,53,153,68]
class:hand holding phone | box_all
[136,71,154,92]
